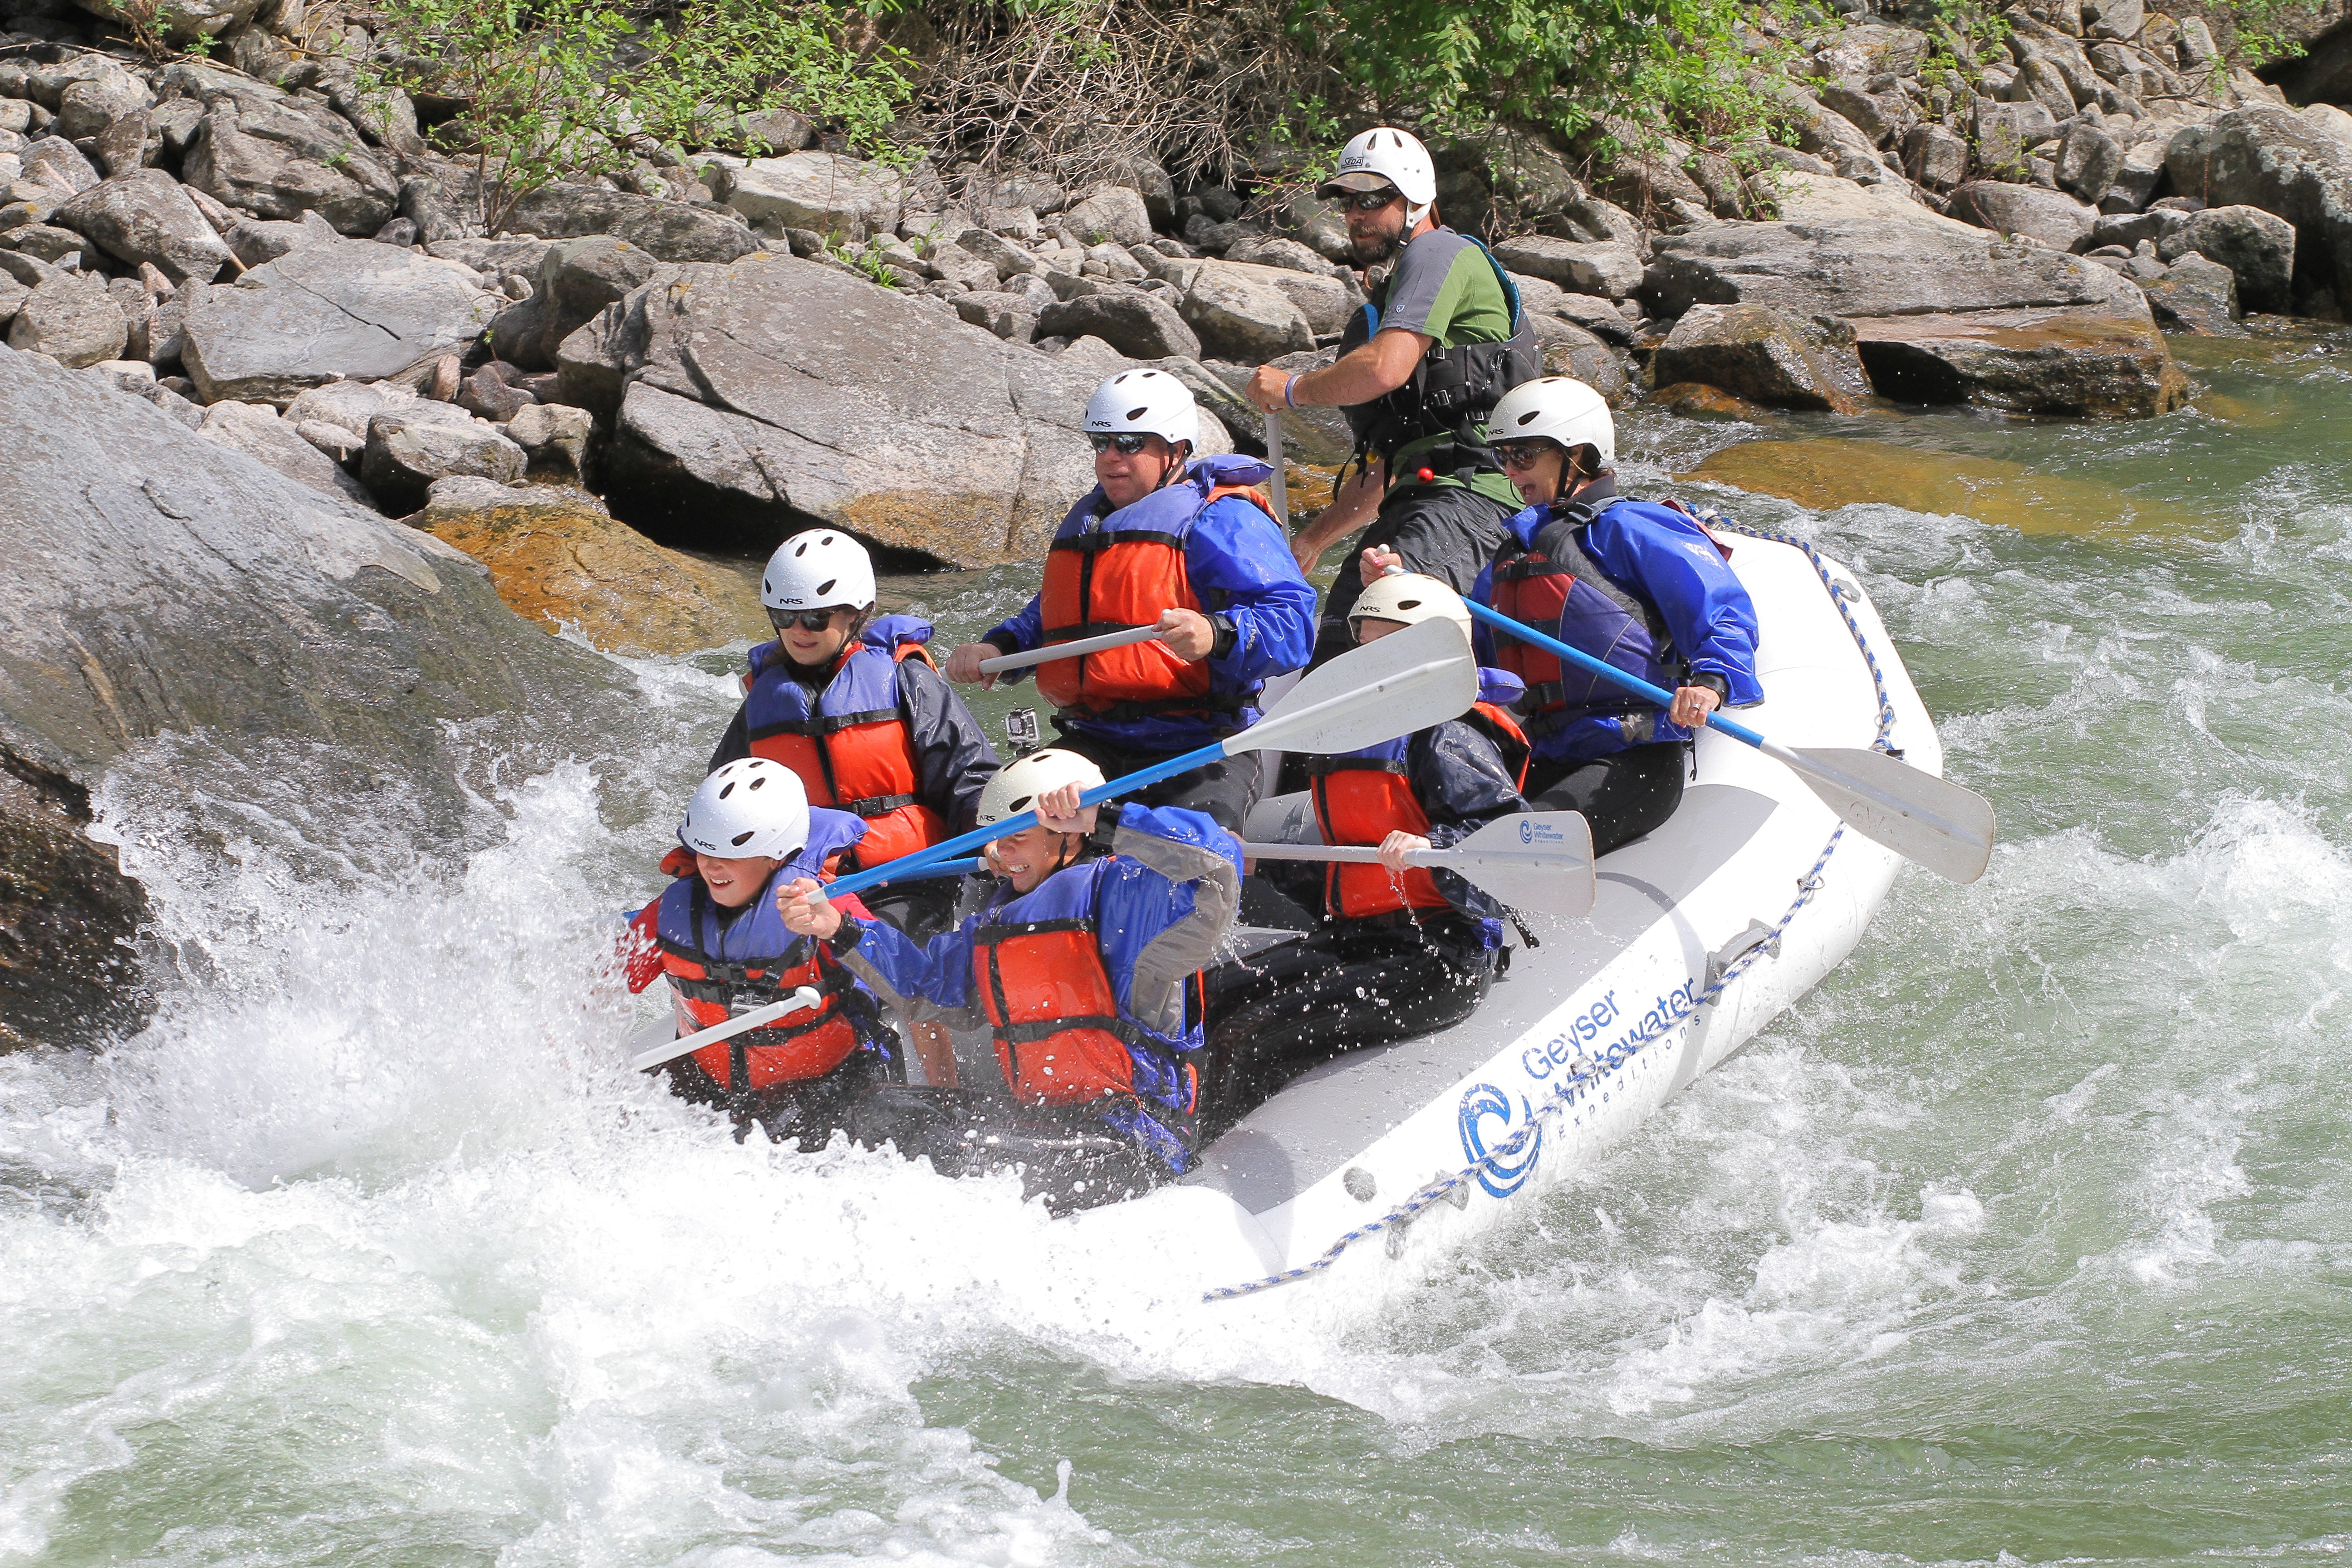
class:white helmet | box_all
[1319,127,1438,225]
[1349,571,1472,643]
[678,759,810,861]
[977,747,1107,826]
[762,529,875,613]
[1487,376,1617,470]
[1083,368,1197,450]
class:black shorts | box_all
[1312,483,1519,669]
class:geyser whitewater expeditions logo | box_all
[1457,1083,1542,1198]
[1517,816,1573,848]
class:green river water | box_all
[3,327,2350,1565]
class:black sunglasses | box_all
[1088,432,1157,456]
[769,608,845,632]
[1342,188,1401,212]
[1493,439,1560,471]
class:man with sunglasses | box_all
[707,528,1000,1086]
[1470,377,1761,858]
[1242,126,1539,671]
[943,369,1314,831]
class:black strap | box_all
[1302,755,1409,777]
[1048,528,1188,553]
[745,705,899,742]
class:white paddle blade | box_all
[629,985,825,1073]
[1235,616,1478,760]
[1785,746,1996,884]
[1443,811,1597,918]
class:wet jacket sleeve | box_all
[706,702,751,774]
[1186,496,1317,686]
[1584,508,1764,704]
[897,659,1001,832]
[1099,803,1243,1039]
[1412,721,1530,914]
[831,909,985,1030]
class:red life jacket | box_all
[1036,461,1277,720]
[968,856,1161,1107]
[745,629,948,870]
[654,875,862,1091]
[1490,505,1686,746]
[1307,705,1529,921]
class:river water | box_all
[5,328,2351,1565]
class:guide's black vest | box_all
[1340,231,1542,469]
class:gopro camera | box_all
[1004,707,1040,751]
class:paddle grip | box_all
[1459,599,1765,750]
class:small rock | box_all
[457,362,534,423]
[1951,181,2100,250]
[1179,269,1314,359]
[295,417,364,459]
[197,398,375,504]
[1491,235,1645,298]
[924,238,1001,293]
[954,227,1036,282]
[1063,186,1153,247]
[362,407,528,513]
[225,210,340,268]
[2055,121,2126,204]
[505,182,760,263]
[1533,317,1631,404]
[1036,289,1200,361]
[181,96,400,235]
[6,269,125,366]
[2141,252,2239,332]
[54,169,235,284]
[1221,234,1343,278]
[951,289,1037,342]
[373,216,418,247]
[2164,205,2294,314]
[1651,303,1865,413]
[83,357,154,393]
[18,136,96,196]
[1903,124,1969,190]
[284,377,421,443]
[719,152,906,240]
[505,401,594,482]
[0,223,83,264]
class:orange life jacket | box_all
[745,631,949,870]
[1307,705,1530,921]
[1035,466,1277,720]
[655,876,862,1091]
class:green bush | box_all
[365,0,912,234]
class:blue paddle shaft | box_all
[1460,598,1766,750]
[823,737,1228,900]
[869,857,983,884]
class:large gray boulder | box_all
[0,346,626,1047]
[505,183,760,263]
[182,239,500,404]
[2161,205,2296,313]
[1062,185,1153,246]
[717,152,907,240]
[54,169,235,284]
[557,251,1104,566]
[2165,105,2352,308]
[2141,253,2241,333]
[487,235,669,370]
[1951,181,2100,250]
[1035,289,1201,361]
[6,270,127,366]
[2056,122,2126,205]
[178,86,401,235]
[1179,268,1314,360]
[1644,217,2185,417]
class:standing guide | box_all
[1243,127,1539,669]
[1471,377,1763,856]
[706,529,1000,1087]
[944,370,1316,831]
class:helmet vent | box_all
[1398,597,1422,611]
[1009,795,1034,813]
[793,540,808,556]
[719,781,736,799]
[1516,411,1538,426]
[816,578,837,596]
[730,830,755,847]
[748,775,766,790]
[1125,406,1147,421]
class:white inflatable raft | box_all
[1072,523,1942,1306]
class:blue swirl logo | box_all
[1519,818,1534,844]
[1458,1082,1542,1199]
